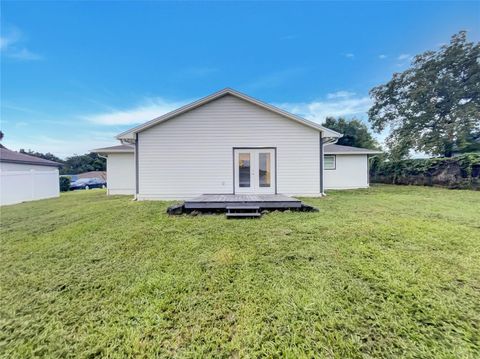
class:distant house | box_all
[0,147,62,206]
[93,88,381,200]
[77,171,107,181]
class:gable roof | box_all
[116,88,342,140]
[324,144,382,155]
[91,144,134,154]
[0,147,63,167]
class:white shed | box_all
[93,88,381,200]
[0,147,62,206]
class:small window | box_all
[324,155,336,170]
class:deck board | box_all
[184,193,302,209]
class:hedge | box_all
[370,153,480,190]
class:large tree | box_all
[324,117,379,149]
[368,31,480,158]
[60,153,106,175]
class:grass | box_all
[0,185,479,358]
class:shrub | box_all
[371,153,480,190]
[59,176,71,192]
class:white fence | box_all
[0,169,60,206]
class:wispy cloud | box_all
[397,54,412,61]
[3,132,121,159]
[276,91,372,123]
[378,54,387,59]
[247,68,307,90]
[327,91,356,99]
[344,53,355,59]
[8,48,43,60]
[82,97,187,126]
[0,25,43,61]
[396,53,413,67]
[280,35,296,40]
[180,66,218,77]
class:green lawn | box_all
[1,185,479,358]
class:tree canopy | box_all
[19,149,63,163]
[16,148,106,175]
[324,117,379,149]
[61,153,106,175]
[368,31,480,158]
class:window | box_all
[239,153,251,187]
[259,152,271,187]
[324,155,336,170]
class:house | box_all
[0,147,62,205]
[93,88,381,200]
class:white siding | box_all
[0,167,59,206]
[138,95,321,200]
[106,153,135,195]
[324,154,369,189]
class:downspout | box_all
[134,134,139,200]
[320,133,324,195]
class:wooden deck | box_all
[184,194,302,209]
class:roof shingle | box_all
[0,148,62,167]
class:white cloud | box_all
[378,54,387,59]
[0,27,20,50]
[82,98,187,126]
[276,91,372,123]
[345,53,355,59]
[8,48,43,61]
[0,26,42,61]
[3,133,120,159]
[327,91,356,99]
[397,54,412,61]
[247,67,307,90]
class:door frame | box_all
[232,147,277,194]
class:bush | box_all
[59,176,71,192]
[371,153,480,190]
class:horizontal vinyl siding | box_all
[138,95,320,199]
[324,154,369,189]
[106,153,135,195]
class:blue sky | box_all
[1,1,479,158]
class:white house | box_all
[93,88,380,200]
[0,147,62,206]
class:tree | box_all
[368,31,480,158]
[60,153,106,175]
[19,149,63,163]
[324,117,379,149]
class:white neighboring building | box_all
[93,145,135,195]
[93,88,381,200]
[0,147,62,206]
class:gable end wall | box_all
[137,95,321,199]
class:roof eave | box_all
[324,151,383,155]
[116,88,343,139]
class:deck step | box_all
[226,205,260,210]
[226,212,261,218]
